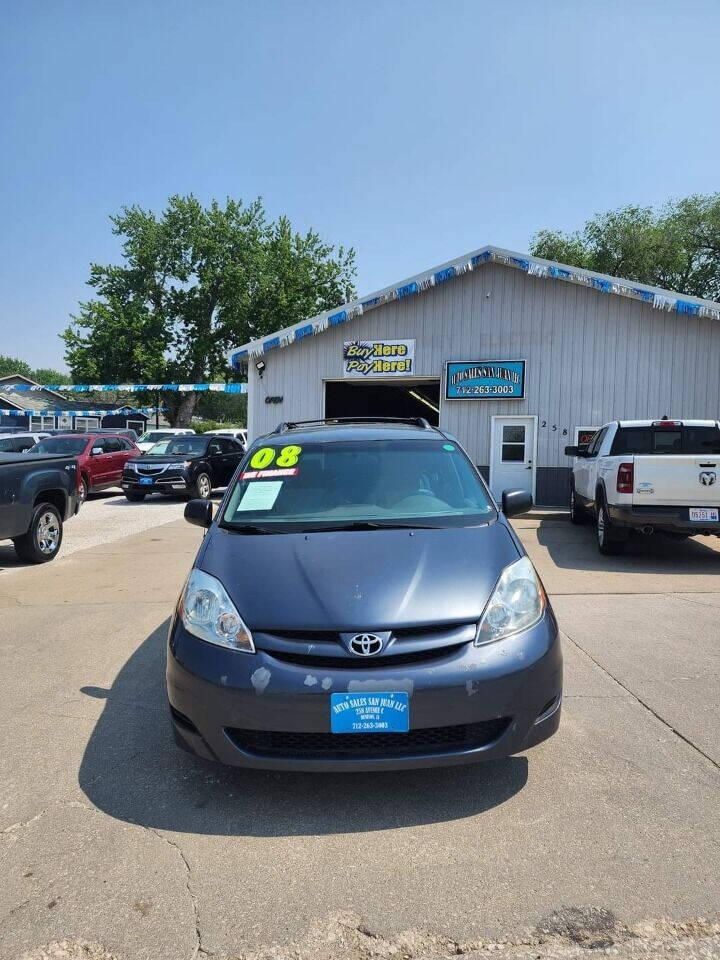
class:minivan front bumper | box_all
[166,611,563,771]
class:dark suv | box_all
[167,418,562,771]
[122,434,244,501]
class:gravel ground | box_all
[0,490,195,574]
[15,913,720,960]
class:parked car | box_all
[30,433,141,501]
[0,450,82,562]
[166,417,562,770]
[204,428,247,448]
[0,432,50,452]
[566,418,720,554]
[136,428,195,453]
[122,434,244,501]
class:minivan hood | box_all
[198,521,520,631]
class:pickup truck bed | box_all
[0,452,81,563]
[566,420,720,554]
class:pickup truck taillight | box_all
[617,462,634,494]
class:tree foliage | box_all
[63,195,356,424]
[530,194,720,301]
[0,355,71,383]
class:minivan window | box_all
[221,439,495,531]
[610,425,720,455]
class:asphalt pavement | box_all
[0,508,718,960]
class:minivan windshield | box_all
[221,439,495,531]
[32,437,89,455]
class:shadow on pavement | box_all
[535,517,720,573]
[78,620,528,837]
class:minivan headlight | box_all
[475,556,546,645]
[179,568,255,653]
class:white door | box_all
[490,417,536,501]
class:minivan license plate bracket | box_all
[330,692,409,734]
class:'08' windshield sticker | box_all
[240,444,302,480]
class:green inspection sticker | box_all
[443,443,455,451]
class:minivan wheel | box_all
[597,500,626,556]
[569,487,585,524]
[192,473,212,499]
[78,476,89,502]
[13,503,63,563]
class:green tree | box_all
[63,195,356,424]
[0,355,72,385]
[0,355,33,379]
[31,367,72,385]
[530,194,720,301]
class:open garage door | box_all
[325,380,440,426]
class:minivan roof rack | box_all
[273,417,434,433]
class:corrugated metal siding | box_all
[248,262,720,471]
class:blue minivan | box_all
[167,418,562,770]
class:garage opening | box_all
[324,380,440,426]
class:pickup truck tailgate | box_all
[632,456,720,506]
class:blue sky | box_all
[1,0,719,370]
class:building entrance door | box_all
[490,416,536,502]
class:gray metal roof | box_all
[228,244,720,365]
[0,375,76,413]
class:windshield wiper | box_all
[225,523,283,535]
[302,521,439,532]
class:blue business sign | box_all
[445,360,526,400]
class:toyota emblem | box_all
[349,633,384,657]
[699,471,717,486]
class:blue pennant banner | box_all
[3,406,161,417]
[0,383,248,393]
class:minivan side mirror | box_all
[502,489,533,517]
[91,446,103,456]
[564,445,578,457]
[185,498,213,528]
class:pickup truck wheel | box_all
[13,503,63,564]
[597,500,626,556]
[569,487,585,524]
[125,491,146,502]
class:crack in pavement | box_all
[561,630,720,773]
[148,828,207,959]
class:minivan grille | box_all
[226,718,510,760]
[266,643,466,669]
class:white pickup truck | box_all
[565,419,720,554]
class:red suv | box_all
[31,433,141,501]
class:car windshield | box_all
[146,439,172,455]
[161,436,209,456]
[138,431,177,443]
[221,439,495,531]
[32,437,89,455]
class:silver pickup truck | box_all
[0,452,81,563]
[565,419,720,554]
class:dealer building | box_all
[229,245,720,505]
